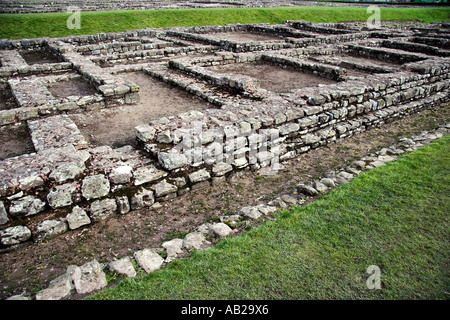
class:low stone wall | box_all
[0,21,449,252]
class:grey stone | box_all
[9,195,46,217]
[212,162,233,177]
[183,232,209,250]
[179,110,204,120]
[89,198,117,222]
[154,180,178,198]
[256,204,277,216]
[35,272,74,300]
[346,167,361,175]
[0,201,9,225]
[238,206,262,220]
[189,169,211,184]
[66,206,91,230]
[116,196,130,215]
[352,160,366,169]
[108,257,136,278]
[109,166,133,184]
[158,152,189,170]
[70,260,107,294]
[303,134,321,145]
[19,175,44,190]
[134,249,164,273]
[279,122,300,136]
[33,220,68,242]
[49,161,85,183]
[130,188,155,210]
[298,116,318,128]
[320,178,336,188]
[369,160,386,168]
[156,130,172,143]
[47,183,77,209]
[313,181,328,192]
[308,95,325,105]
[6,295,30,300]
[268,197,288,208]
[297,184,318,196]
[135,124,156,142]
[280,194,298,204]
[82,175,110,200]
[335,177,349,185]
[336,171,354,180]
[210,223,233,238]
[377,155,396,163]
[162,238,184,262]
[386,148,403,156]
[398,138,415,147]
[0,225,32,245]
[133,166,167,186]
[197,223,212,235]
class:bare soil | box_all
[340,53,404,67]
[69,71,214,148]
[0,123,35,161]
[20,50,60,65]
[47,78,98,99]
[208,61,337,93]
[0,103,448,299]
[0,84,18,111]
[205,31,283,42]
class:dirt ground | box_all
[208,61,337,93]
[0,103,448,299]
[0,123,35,160]
[205,31,284,43]
[47,78,98,99]
[20,50,60,65]
[0,85,17,111]
[69,71,214,148]
[321,54,402,68]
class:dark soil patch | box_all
[47,77,97,99]
[0,84,18,111]
[20,49,60,65]
[342,53,404,67]
[0,103,448,299]
[0,123,35,160]
[205,31,283,42]
[208,61,337,92]
[70,71,214,148]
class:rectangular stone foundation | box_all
[0,20,449,250]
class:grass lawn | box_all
[0,6,449,39]
[90,135,450,300]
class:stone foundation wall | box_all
[0,21,449,251]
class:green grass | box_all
[0,6,449,39]
[90,135,450,300]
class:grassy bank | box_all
[91,135,450,300]
[0,6,449,39]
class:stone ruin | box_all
[1,0,377,14]
[0,20,449,249]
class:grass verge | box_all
[0,6,449,39]
[90,135,450,300]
